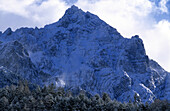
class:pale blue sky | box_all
[0,0,169,72]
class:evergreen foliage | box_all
[0,82,169,111]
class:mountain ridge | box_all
[0,5,169,103]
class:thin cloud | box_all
[159,0,169,13]
[0,0,69,31]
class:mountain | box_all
[0,5,169,103]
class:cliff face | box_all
[0,5,169,103]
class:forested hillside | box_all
[0,81,169,111]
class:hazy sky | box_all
[0,0,169,72]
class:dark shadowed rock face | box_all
[122,35,149,73]
[0,5,169,103]
[0,66,22,88]
[0,41,38,82]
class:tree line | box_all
[0,81,169,111]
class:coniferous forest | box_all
[0,81,169,111]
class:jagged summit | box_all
[61,5,105,25]
[65,5,80,14]
[3,28,13,36]
[45,5,118,35]
[64,5,99,19]
[0,6,169,103]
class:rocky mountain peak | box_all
[3,28,12,36]
[56,5,103,29]
[65,5,80,15]
[0,6,169,103]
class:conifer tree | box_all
[102,92,111,103]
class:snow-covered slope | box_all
[0,5,169,103]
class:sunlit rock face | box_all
[0,5,169,103]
